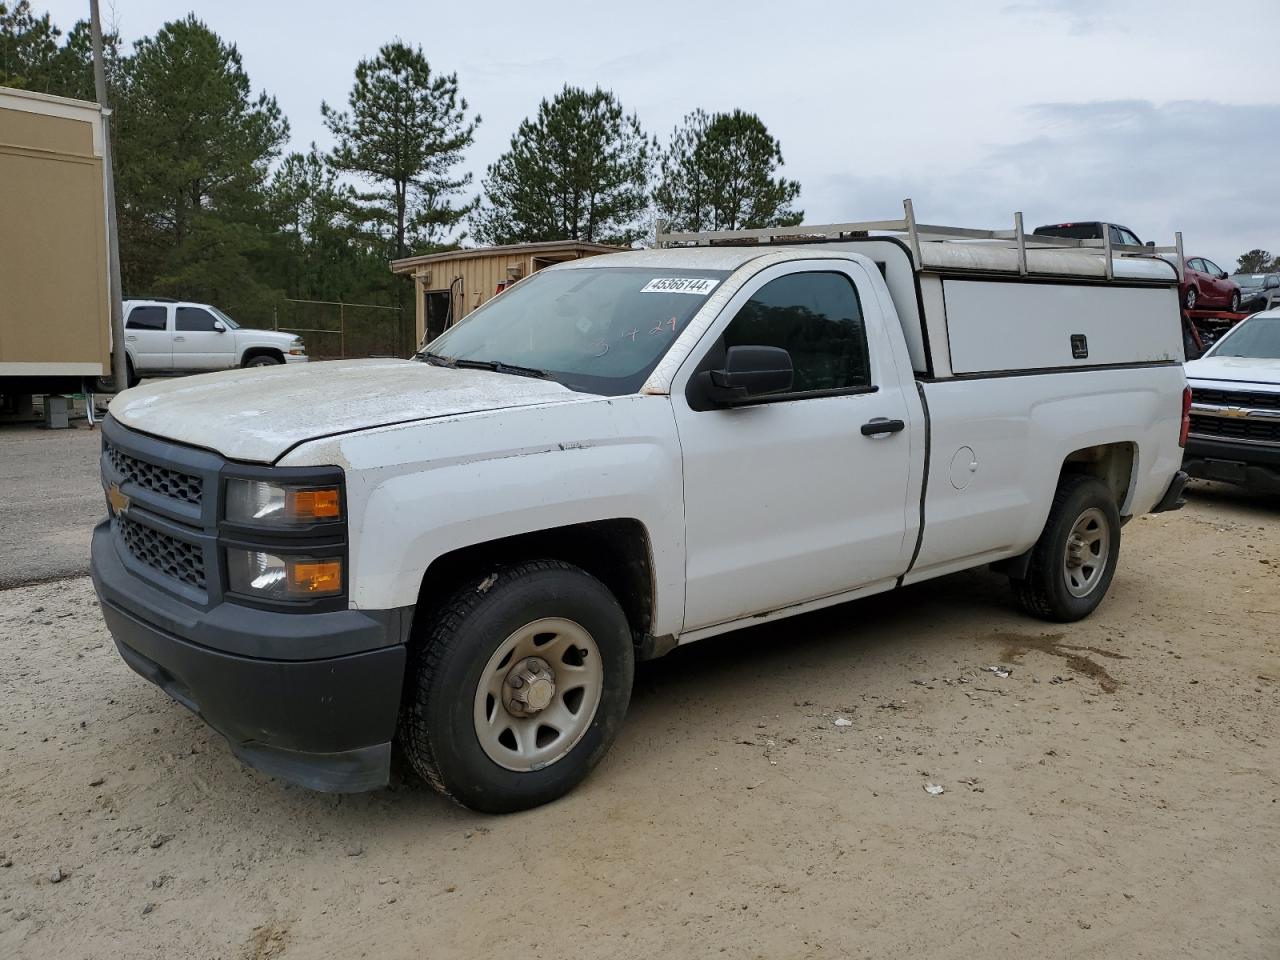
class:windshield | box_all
[422,266,729,395]
[1034,223,1101,240]
[1230,274,1266,291]
[1211,315,1280,360]
[209,306,240,329]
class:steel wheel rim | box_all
[472,617,604,772]
[1186,288,1196,309]
[1062,507,1110,598]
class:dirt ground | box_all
[1,485,1277,960]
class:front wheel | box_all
[1011,475,1121,622]
[400,561,634,813]
[244,354,283,368]
[1229,291,1240,312]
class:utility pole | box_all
[90,0,127,393]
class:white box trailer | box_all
[0,86,112,399]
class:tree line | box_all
[2,4,802,347]
[1235,250,1279,274]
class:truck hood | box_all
[1185,355,1280,388]
[108,358,582,463]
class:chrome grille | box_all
[1189,414,1280,444]
[105,443,203,506]
[1190,388,1280,411]
[117,514,205,588]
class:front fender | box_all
[280,395,687,636]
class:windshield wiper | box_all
[421,353,550,380]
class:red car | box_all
[1180,256,1241,312]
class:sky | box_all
[45,0,1280,268]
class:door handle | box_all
[861,418,905,436]
[173,336,185,342]
[125,335,136,341]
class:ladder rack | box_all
[654,199,1186,282]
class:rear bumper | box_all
[91,521,407,792]
[1184,436,1280,493]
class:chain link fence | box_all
[272,298,410,360]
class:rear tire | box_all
[125,357,139,388]
[400,561,634,813]
[1184,287,1197,310]
[1011,475,1121,622]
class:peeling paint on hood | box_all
[108,358,581,463]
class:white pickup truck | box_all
[91,207,1189,812]
[1183,307,1280,492]
[122,297,307,385]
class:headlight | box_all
[226,479,341,526]
[227,548,343,599]
[289,338,305,356]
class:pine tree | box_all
[473,85,654,246]
[654,109,802,233]
[113,15,288,319]
[322,42,479,259]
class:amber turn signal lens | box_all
[286,558,343,595]
[287,487,341,521]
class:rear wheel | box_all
[1184,286,1197,310]
[400,561,634,813]
[1011,475,1121,622]
[125,356,139,388]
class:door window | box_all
[723,272,871,394]
[175,307,219,332]
[1201,259,1222,277]
[126,306,167,331]
[1117,228,1142,246]
[1187,259,1204,273]
[1108,225,1126,246]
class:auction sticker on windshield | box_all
[640,277,720,295]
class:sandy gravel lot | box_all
[1,486,1277,960]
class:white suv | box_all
[122,298,307,385]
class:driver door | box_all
[670,260,917,633]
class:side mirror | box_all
[1145,241,1156,248]
[1220,272,1229,280]
[212,320,226,332]
[701,345,793,404]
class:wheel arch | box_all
[241,346,285,366]
[410,518,659,658]
[1060,441,1137,514]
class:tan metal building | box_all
[0,86,112,395]
[391,240,622,347]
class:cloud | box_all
[1001,0,1119,35]
[812,99,1280,268]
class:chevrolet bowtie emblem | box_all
[107,482,131,515]
[1222,407,1249,419]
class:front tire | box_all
[244,354,283,368]
[1011,475,1121,622]
[400,561,634,813]
[1229,291,1240,312]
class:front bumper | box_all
[92,521,407,792]
[284,353,309,364]
[1184,436,1280,493]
